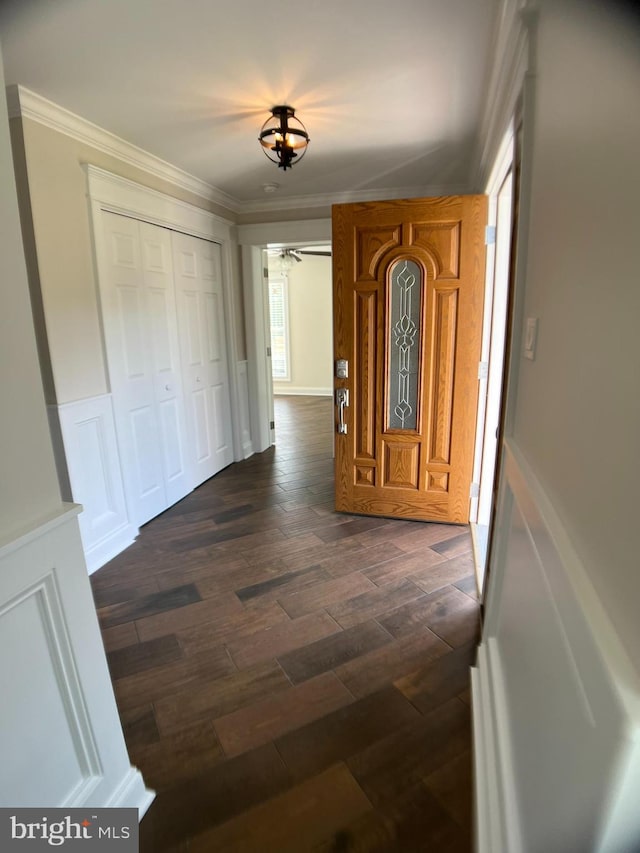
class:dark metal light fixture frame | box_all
[259,105,310,170]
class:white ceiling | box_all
[0,0,499,208]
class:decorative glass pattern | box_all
[388,260,422,430]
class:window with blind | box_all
[269,276,290,380]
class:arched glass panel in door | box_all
[387,259,423,431]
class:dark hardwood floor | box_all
[90,396,479,851]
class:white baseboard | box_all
[472,640,522,853]
[104,767,155,819]
[237,360,253,458]
[273,386,332,397]
[84,528,138,576]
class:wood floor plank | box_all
[226,612,341,670]
[314,780,471,853]
[334,627,451,699]
[134,591,244,642]
[430,531,473,557]
[318,541,407,578]
[128,719,225,791]
[314,516,392,543]
[277,572,377,619]
[424,748,473,831]
[327,578,426,630]
[187,763,372,853]
[174,599,290,655]
[213,672,354,757]
[97,583,202,628]
[362,548,447,586]
[120,704,160,750]
[393,642,477,714]
[347,698,471,806]
[235,564,331,603]
[154,554,251,593]
[377,584,480,645]
[100,621,139,652]
[454,573,479,599]
[239,531,326,566]
[391,522,465,553]
[153,660,292,736]
[277,620,393,685]
[113,645,236,711]
[91,578,160,609]
[139,743,292,852]
[409,551,476,595]
[106,634,183,680]
[275,687,421,781]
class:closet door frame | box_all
[86,166,243,526]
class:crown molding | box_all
[471,0,530,189]
[238,183,471,215]
[6,84,241,213]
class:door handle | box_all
[336,387,349,434]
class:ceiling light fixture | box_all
[259,105,309,171]
[270,249,302,272]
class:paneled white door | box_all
[99,212,191,526]
[172,232,234,485]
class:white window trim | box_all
[268,273,291,382]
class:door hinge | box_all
[478,360,489,380]
[263,267,269,278]
[270,420,275,430]
[266,346,272,357]
[485,225,496,245]
[470,482,480,499]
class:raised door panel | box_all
[172,232,216,483]
[172,232,233,485]
[100,212,166,526]
[140,222,191,505]
[200,241,233,471]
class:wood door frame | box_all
[469,126,516,597]
[238,219,332,453]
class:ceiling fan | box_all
[267,245,332,271]
[268,246,332,263]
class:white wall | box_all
[474,2,640,850]
[271,254,333,396]
[511,0,640,666]
[0,55,60,538]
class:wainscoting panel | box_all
[56,395,137,574]
[473,441,640,852]
[237,361,252,458]
[0,507,153,812]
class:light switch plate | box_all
[524,317,538,360]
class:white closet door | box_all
[100,213,190,526]
[139,222,192,507]
[172,232,234,485]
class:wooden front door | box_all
[333,196,487,523]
